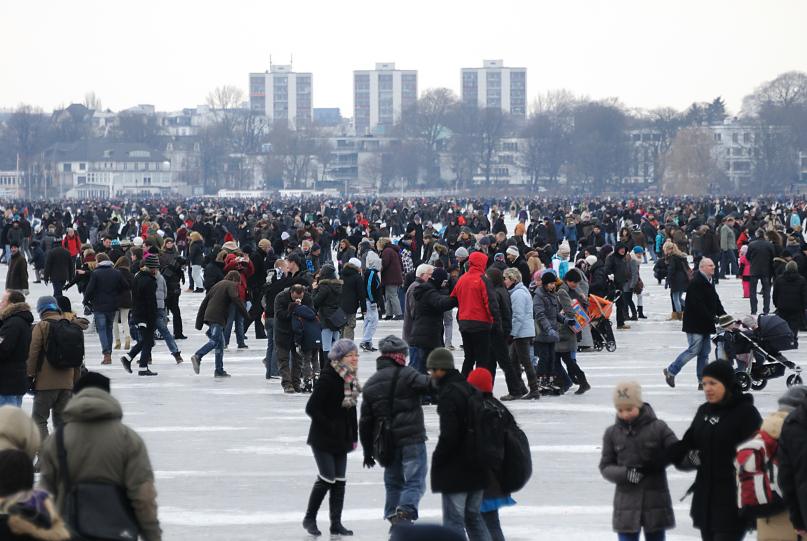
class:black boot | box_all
[303,479,330,536]
[637,306,647,319]
[329,480,353,536]
[574,373,591,395]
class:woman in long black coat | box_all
[303,339,359,537]
[670,361,762,541]
[773,260,807,339]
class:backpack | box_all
[45,319,85,369]
[456,384,507,471]
[735,429,785,518]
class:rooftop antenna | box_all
[269,54,273,68]
[290,54,293,67]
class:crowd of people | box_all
[1,195,807,540]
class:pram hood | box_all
[755,314,796,352]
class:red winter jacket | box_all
[62,235,82,257]
[451,251,496,332]
[224,253,254,300]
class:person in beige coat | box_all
[38,372,162,541]
[0,406,40,460]
[26,296,80,439]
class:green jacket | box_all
[39,388,162,541]
[719,224,736,251]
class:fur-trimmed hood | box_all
[0,302,32,322]
[0,490,70,541]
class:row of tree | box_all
[1,72,806,194]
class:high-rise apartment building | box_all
[353,63,417,135]
[461,59,526,117]
[249,63,312,129]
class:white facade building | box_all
[249,64,312,129]
[461,59,527,117]
[353,63,417,136]
[0,171,24,198]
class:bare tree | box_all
[661,127,727,195]
[742,71,807,115]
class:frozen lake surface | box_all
[9,228,792,540]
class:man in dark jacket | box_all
[121,255,160,377]
[747,229,776,315]
[605,244,630,329]
[664,258,726,389]
[427,348,490,541]
[505,246,531,288]
[380,239,404,320]
[43,244,74,297]
[359,336,433,525]
[408,268,458,375]
[84,253,126,365]
[246,240,271,339]
[0,290,33,406]
[158,238,186,339]
[262,260,292,379]
[274,284,315,393]
[192,271,249,378]
[339,258,365,340]
[778,386,807,538]
[5,243,28,293]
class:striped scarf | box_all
[330,360,362,408]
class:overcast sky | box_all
[1,0,805,116]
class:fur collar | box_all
[0,302,31,321]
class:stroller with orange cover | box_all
[587,293,617,352]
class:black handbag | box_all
[56,427,140,541]
[325,307,349,331]
[373,366,401,467]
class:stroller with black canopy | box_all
[713,313,802,391]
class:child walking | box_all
[600,381,678,541]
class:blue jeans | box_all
[668,333,711,380]
[0,395,23,407]
[408,346,428,374]
[442,490,491,541]
[94,311,115,354]
[196,323,225,372]
[321,328,340,352]
[362,303,379,344]
[224,304,246,347]
[155,308,179,354]
[264,318,278,378]
[618,530,665,541]
[383,442,428,520]
[670,291,684,313]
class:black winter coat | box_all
[117,267,134,309]
[203,261,224,291]
[43,246,74,284]
[6,252,28,291]
[262,272,293,318]
[313,279,343,329]
[778,399,807,530]
[305,363,358,454]
[274,288,314,350]
[339,266,364,314]
[671,392,761,532]
[666,254,690,293]
[83,263,125,314]
[189,240,205,266]
[0,303,33,395]
[605,249,629,288]
[773,269,807,331]
[746,238,776,277]
[589,260,610,297]
[131,271,157,325]
[431,370,488,494]
[359,357,431,454]
[491,284,512,336]
[408,281,457,350]
[682,272,725,335]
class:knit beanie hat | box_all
[379,335,408,354]
[74,372,111,395]
[36,296,59,315]
[132,237,144,247]
[0,449,34,497]
[455,247,469,259]
[613,381,643,409]
[319,264,336,280]
[557,240,570,257]
[585,255,598,266]
[778,385,807,412]
[144,254,160,269]
[467,368,493,394]
[506,246,520,258]
[0,406,41,460]
[633,246,644,254]
[327,338,358,361]
[347,257,362,270]
[702,360,736,390]
[541,270,558,286]
[426,348,455,370]
[431,267,448,286]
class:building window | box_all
[63,163,72,172]
[79,163,86,171]
[714,133,722,143]
[732,133,739,144]
[743,132,751,144]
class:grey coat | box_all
[600,404,678,533]
[556,286,577,353]
[533,286,562,343]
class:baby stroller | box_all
[587,293,617,352]
[713,314,802,391]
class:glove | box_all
[547,329,560,342]
[363,456,376,469]
[626,468,644,484]
[687,450,701,467]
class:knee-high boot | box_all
[329,480,353,536]
[303,479,330,536]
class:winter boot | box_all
[114,339,121,350]
[102,353,112,365]
[522,380,542,400]
[676,311,684,320]
[120,355,133,374]
[124,337,131,350]
[302,378,313,393]
[303,479,330,536]
[173,352,184,364]
[574,373,591,395]
[667,312,678,321]
[329,480,353,536]
[637,307,647,319]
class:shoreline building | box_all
[353,63,417,136]
[461,59,527,117]
[249,63,312,129]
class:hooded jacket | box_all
[0,302,33,395]
[363,252,383,309]
[773,268,807,331]
[450,251,499,333]
[196,271,248,329]
[380,244,403,287]
[339,264,364,314]
[26,311,79,391]
[131,270,158,325]
[509,282,535,339]
[313,267,343,330]
[408,280,457,350]
[6,251,28,291]
[83,260,126,314]
[0,405,40,459]
[38,388,162,541]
